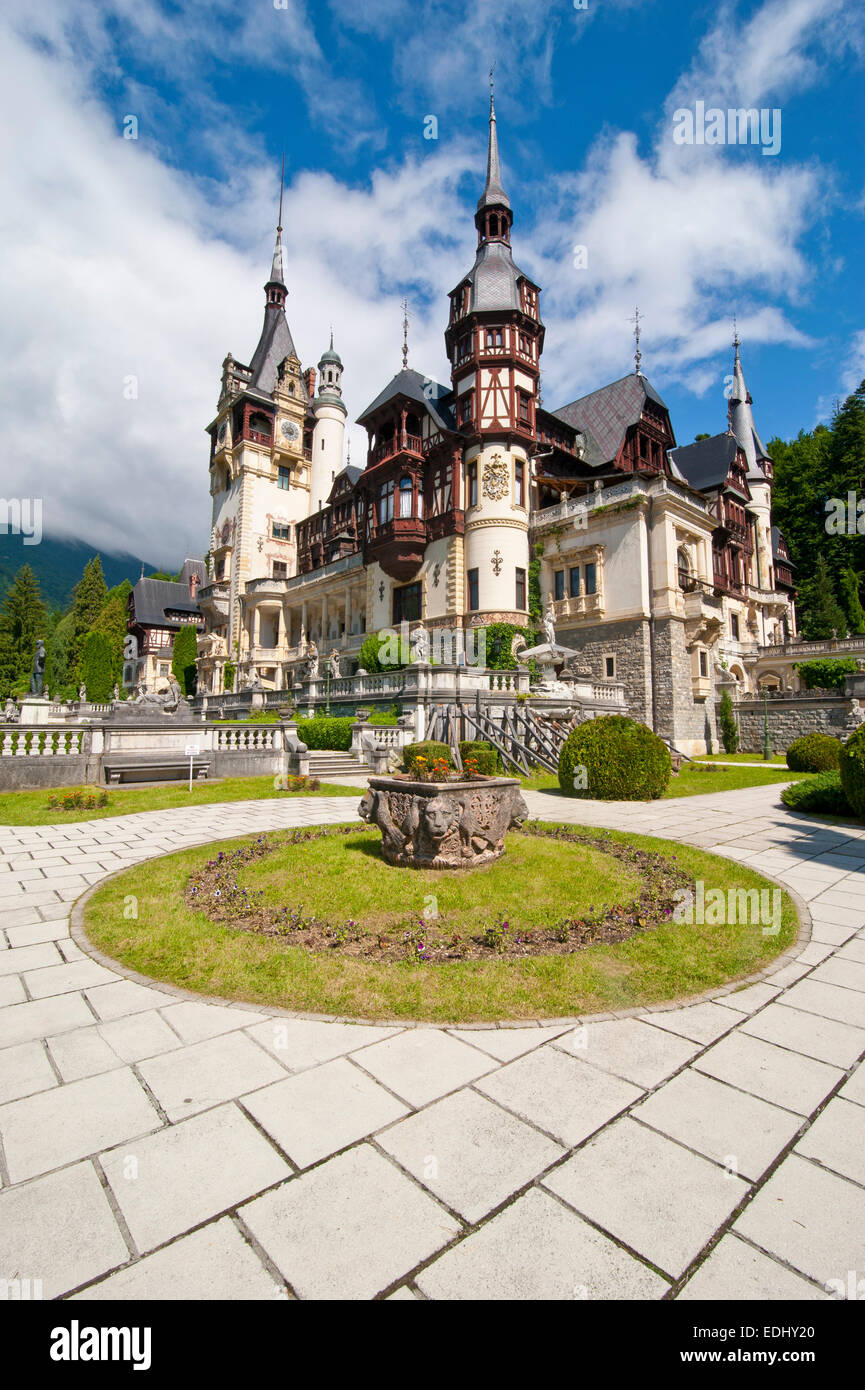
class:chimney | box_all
[189,571,200,599]
[304,367,316,399]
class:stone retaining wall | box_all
[729,696,850,752]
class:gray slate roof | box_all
[357,368,456,434]
[669,433,741,492]
[130,570,204,629]
[772,526,796,568]
[460,239,531,314]
[552,374,669,467]
[248,304,300,396]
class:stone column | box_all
[321,593,329,644]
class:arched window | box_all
[399,476,413,518]
[677,548,695,592]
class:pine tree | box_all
[798,554,848,640]
[719,690,739,754]
[171,624,199,696]
[70,556,107,675]
[0,565,48,697]
[80,630,115,702]
[91,594,129,685]
[838,567,865,636]
[48,610,77,696]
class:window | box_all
[459,392,473,427]
[731,613,740,641]
[273,561,288,580]
[249,412,271,437]
[605,655,615,679]
[278,466,290,490]
[699,649,708,678]
[399,477,413,518]
[519,332,530,355]
[554,570,564,601]
[467,461,478,508]
[569,567,580,599]
[393,582,422,624]
[457,335,471,362]
[517,391,530,423]
[639,434,648,460]
[378,479,394,524]
[514,460,525,507]
[215,558,225,581]
[584,563,597,595]
[515,568,526,610]
[485,328,503,348]
[272,522,290,540]
[467,568,479,611]
[677,547,693,591]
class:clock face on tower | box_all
[217,421,228,445]
[280,419,300,442]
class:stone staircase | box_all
[306,750,366,778]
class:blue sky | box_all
[1,0,863,565]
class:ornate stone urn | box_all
[358,775,529,869]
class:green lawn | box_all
[0,775,358,826]
[520,764,807,799]
[694,753,787,765]
[83,820,797,1023]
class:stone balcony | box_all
[550,592,604,622]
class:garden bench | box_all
[102,753,212,785]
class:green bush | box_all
[479,623,533,671]
[794,657,857,691]
[171,624,199,696]
[295,716,354,751]
[781,771,851,816]
[223,662,236,693]
[786,732,842,772]
[840,725,865,818]
[719,690,739,754]
[367,704,400,725]
[459,740,501,774]
[557,715,671,801]
[403,741,453,773]
[80,630,115,703]
[358,631,411,673]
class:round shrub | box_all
[459,740,500,775]
[558,715,671,801]
[781,771,850,817]
[786,732,841,772]
[840,725,865,819]
[403,741,452,773]
[294,716,354,751]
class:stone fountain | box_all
[359,774,528,870]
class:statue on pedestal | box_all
[4,697,18,723]
[306,641,319,679]
[845,699,865,733]
[328,649,341,679]
[78,682,86,702]
[543,599,556,648]
[30,639,46,696]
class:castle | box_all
[195,93,796,755]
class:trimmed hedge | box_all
[558,715,671,801]
[786,732,842,773]
[459,740,501,774]
[840,725,865,819]
[794,657,857,691]
[403,741,452,773]
[295,716,354,751]
[781,771,851,817]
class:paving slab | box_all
[809,957,865,994]
[355,1028,497,1107]
[417,1188,667,1301]
[0,1040,58,1105]
[446,1025,571,1062]
[245,1016,402,1072]
[240,1144,460,1299]
[476,1046,641,1146]
[693,1030,843,1116]
[734,1154,865,1289]
[242,1057,409,1168]
[0,1066,162,1182]
[840,1063,865,1108]
[740,1003,865,1069]
[377,1087,564,1222]
[24,959,119,1000]
[641,1001,746,1045]
[136,1031,287,1122]
[156,1000,267,1045]
[634,1069,803,1181]
[794,1097,865,1186]
[100,1104,292,1253]
[774,978,865,1030]
[677,1234,826,1301]
[0,1162,129,1299]
[47,1026,123,1082]
[72,1218,280,1301]
[0,993,98,1050]
[553,1018,701,1089]
[97,1011,183,1064]
[84,980,172,1021]
[0,942,62,976]
[544,1117,749,1278]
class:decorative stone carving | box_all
[482,453,509,501]
[845,699,865,732]
[358,775,528,869]
[491,548,503,575]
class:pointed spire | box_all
[629,307,643,376]
[401,299,409,371]
[267,153,287,289]
[728,330,770,479]
[477,68,511,212]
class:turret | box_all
[310,332,347,514]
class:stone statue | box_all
[412,626,430,663]
[328,649,341,679]
[543,599,556,648]
[306,641,319,679]
[4,697,18,723]
[845,699,865,732]
[78,683,86,702]
[113,683,120,703]
[30,639,46,696]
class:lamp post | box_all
[763,688,771,761]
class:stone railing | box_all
[755,637,865,659]
[533,474,712,529]
[214,724,281,752]
[0,726,89,757]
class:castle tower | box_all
[444,81,543,625]
[729,333,774,592]
[310,332,347,513]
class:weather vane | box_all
[732,313,740,352]
[277,152,285,236]
[629,306,643,376]
[401,299,410,370]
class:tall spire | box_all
[477,68,511,213]
[267,153,287,292]
[728,330,770,480]
[629,306,643,376]
[401,299,410,370]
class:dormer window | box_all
[485,328,503,348]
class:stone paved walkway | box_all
[0,785,863,1301]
